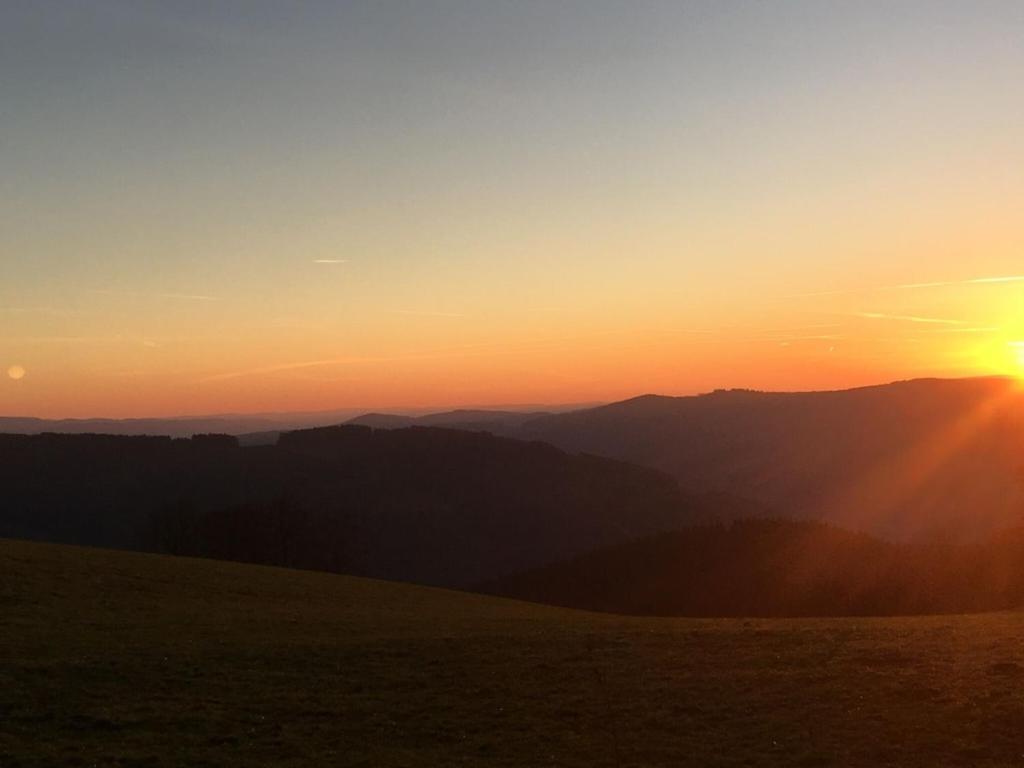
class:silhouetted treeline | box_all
[149,496,349,572]
[0,432,246,549]
[0,426,718,587]
[482,519,1024,617]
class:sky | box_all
[3,0,1024,418]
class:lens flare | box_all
[7,365,26,380]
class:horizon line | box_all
[2,374,1015,424]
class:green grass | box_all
[3,539,1024,767]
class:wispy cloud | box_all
[779,289,854,299]
[782,274,1024,300]
[391,309,466,318]
[89,289,217,301]
[159,292,217,301]
[748,323,843,335]
[200,333,624,383]
[200,348,504,383]
[312,259,348,264]
[201,356,383,383]
[2,334,194,347]
[888,275,1024,290]
[2,335,126,345]
[263,316,325,331]
[918,326,1000,334]
[0,306,88,316]
[855,312,967,325]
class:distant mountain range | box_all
[8,377,1024,615]
[335,377,1024,542]
[8,377,1024,543]
[347,408,551,432]
[511,377,1024,541]
[0,403,588,441]
[8,376,1024,616]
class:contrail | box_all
[855,312,967,326]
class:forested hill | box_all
[483,519,1024,617]
[0,426,727,587]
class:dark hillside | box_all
[7,538,1024,767]
[0,427,712,587]
[484,519,1024,616]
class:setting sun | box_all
[1011,342,1024,374]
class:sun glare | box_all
[1012,342,1024,375]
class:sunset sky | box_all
[3,1,1024,418]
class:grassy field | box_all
[3,539,1024,767]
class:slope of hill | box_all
[483,519,1024,617]
[237,408,545,446]
[347,408,552,431]
[516,376,1024,541]
[0,426,716,587]
[5,537,1024,767]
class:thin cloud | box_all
[3,335,193,347]
[200,348,492,383]
[972,276,1024,284]
[780,334,845,341]
[779,289,857,299]
[690,333,845,345]
[918,326,1000,334]
[644,328,716,336]
[201,332,646,383]
[89,289,217,301]
[200,356,375,383]
[855,312,967,326]
[158,293,217,301]
[0,306,88,315]
[391,310,467,318]
[782,274,1024,299]
[888,275,1024,290]
[312,259,348,264]
[201,341,514,383]
[2,335,126,344]
[748,323,844,335]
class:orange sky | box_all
[3,2,1024,418]
[5,272,1024,418]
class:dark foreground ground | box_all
[3,539,1024,767]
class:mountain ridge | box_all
[513,376,1024,541]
